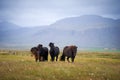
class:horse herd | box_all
[30,42,77,62]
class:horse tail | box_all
[60,52,65,61]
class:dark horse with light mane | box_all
[30,45,48,62]
[49,42,60,61]
[60,45,77,62]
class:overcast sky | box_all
[0,0,120,27]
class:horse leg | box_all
[39,56,41,62]
[46,54,48,61]
[44,55,47,61]
[46,55,48,61]
[61,55,65,61]
[41,56,43,61]
[51,55,54,61]
[35,58,37,62]
[35,56,38,62]
[71,56,75,62]
[46,53,48,61]
[53,56,55,61]
[56,55,58,61]
[67,57,70,62]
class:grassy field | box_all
[0,50,120,80]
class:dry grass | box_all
[0,50,120,80]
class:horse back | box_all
[54,46,60,55]
[43,47,48,52]
[63,46,77,57]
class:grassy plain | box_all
[0,50,120,80]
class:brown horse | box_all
[31,47,39,62]
[60,45,77,62]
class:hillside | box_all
[0,15,120,49]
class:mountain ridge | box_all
[0,15,120,49]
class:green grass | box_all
[0,50,120,80]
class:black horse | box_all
[37,44,48,61]
[60,45,77,62]
[49,42,60,61]
[31,44,48,62]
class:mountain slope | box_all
[0,15,120,49]
[50,15,118,30]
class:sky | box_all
[0,0,120,27]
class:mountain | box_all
[0,21,20,43]
[0,15,120,49]
[50,15,119,30]
[42,15,120,48]
[0,21,20,31]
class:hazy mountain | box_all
[0,15,120,49]
[51,15,119,30]
[0,21,20,31]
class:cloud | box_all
[0,0,120,26]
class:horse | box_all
[30,47,39,62]
[60,45,77,62]
[49,42,60,61]
[30,45,48,62]
[37,44,48,61]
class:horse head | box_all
[30,47,38,57]
[49,42,54,48]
